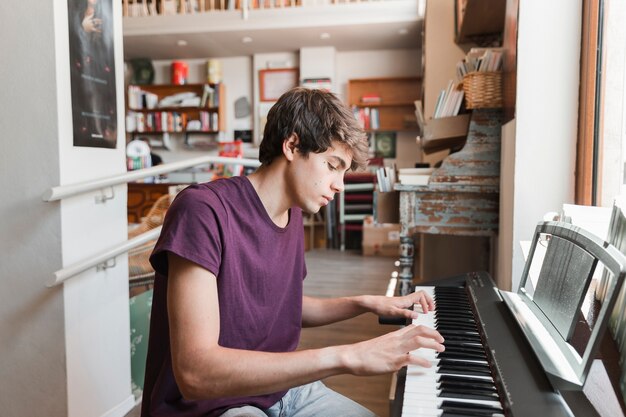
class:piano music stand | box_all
[500,221,626,391]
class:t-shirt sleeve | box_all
[149,186,225,278]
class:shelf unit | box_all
[338,173,376,251]
[347,77,421,132]
[126,83,226,135]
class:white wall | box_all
[0,0,66,414]
[300,46,337,92]
[423,0,467,165]
[253,51,300,143]
[0,0,133,415]
[498,119,516,291]
[508,0,581,290]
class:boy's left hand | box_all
[364,291,435,320]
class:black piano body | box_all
[391,222,626,417]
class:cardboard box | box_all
[362,218,400,257]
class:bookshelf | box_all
[126,83,226,136]
[338,173,376,250]
[347,77,421,132]
[454,0,506,44]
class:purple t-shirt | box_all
[142,176,306,417]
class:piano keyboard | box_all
[402,285,505,417]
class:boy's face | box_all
[287,140,352,214]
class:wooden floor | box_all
[299,249,398,417]
[127,249,398,417]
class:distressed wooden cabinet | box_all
[395,109,503,294]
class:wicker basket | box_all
[462,71,503,109]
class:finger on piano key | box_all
[406,363,494,382]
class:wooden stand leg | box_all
[399,235,414,295]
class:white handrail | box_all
[43,155,261,202]
[48,226,162,287]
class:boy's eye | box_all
[327,162,337,171]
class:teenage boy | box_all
[142,87,444,417]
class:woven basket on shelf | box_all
[462,71,503,109]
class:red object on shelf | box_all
[171,61,188,85]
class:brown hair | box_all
[259,87,368,171]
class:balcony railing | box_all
[122,0,391,17]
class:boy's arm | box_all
[167,253,443,400]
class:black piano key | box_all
[436,323,478,331]
[439,389,501,402]
[438,351,487,361]
[439,347,485,356]
[442,340,484,349]
[435,309,473,316]
[440,344,485,354]
[439,358,489,366]
[435,317,476,326]
[439,329,480,337]
[435,317,476,331]
[434,300,471,308]
[441,413,502,417]
[439,381,497,393]
[439,348,486,358]
[440,400,503,413]
[438,365,492,377]
[439,334,482,343]
[440,411,503,417]
[438,375,496,388]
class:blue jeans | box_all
[219,381,378,417]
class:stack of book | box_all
[376,166,396,192]
[456,48,504,79]
[360,94,382,105]
[352,106,380,130]
[433,80,464,119]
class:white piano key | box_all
[402,394,503,410]
[402,286,503,416]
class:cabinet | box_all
[126,83,226,136]
[127,182,184,223]
[347,77,421,132]
[454,0,506,44]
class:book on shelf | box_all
[302,78,332,91]
[352,106,380,131]
[200,84,215,107]
[360,94,382,105]
[414,100,425,131]
[457,47,504,79]
[433,79,464,119]
[375,165,396,192]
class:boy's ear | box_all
[282,134,299,162]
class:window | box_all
[583,0,626,207]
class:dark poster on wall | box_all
[67,0,117,148]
